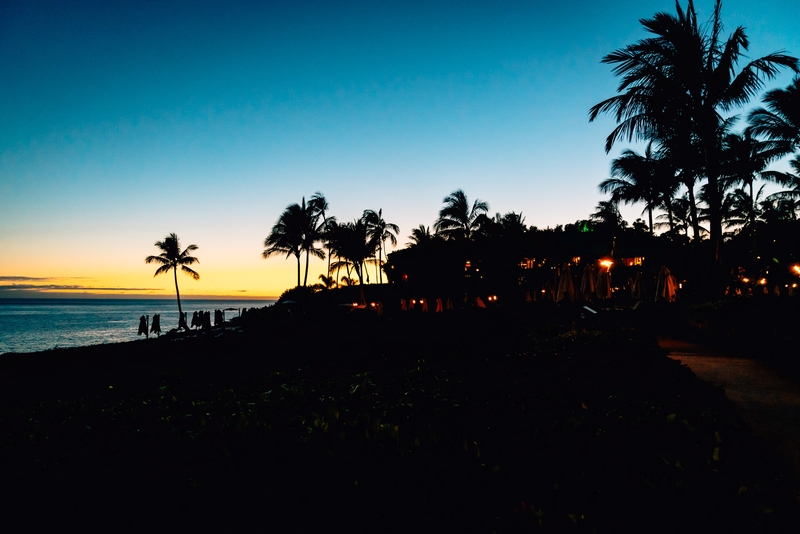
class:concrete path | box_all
[657,336,800,476]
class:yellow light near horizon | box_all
[4,260,299,299]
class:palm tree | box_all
[599,142,678,235]
[721,186,767,233]
[655,194,696,239]
[590,200,625,233]
[719,131,787,233]
[589,0,798,265]
[145,233,199,331]
[407,225,434,247]
[434,189,489,240]
[363,209,399,284]
[263,202,305,287]
[309,192,334,282]
[747,77,800,154]
[763,156,800,201]
[334,219,378,286]
[263,197,326,288]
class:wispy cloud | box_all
[0,284,160,292]
[0,276,53,282]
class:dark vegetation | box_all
[1,304,797,531]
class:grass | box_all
[0,306,797,531]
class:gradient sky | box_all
[2,0,799,298]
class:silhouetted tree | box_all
[434,189,489,240]
[747,77,800,154]
[264,197,326,287]
[600,142,678,236]
[407,225,434,247]
[335,219,378,286]
[263,202,306,287]
[589,0,798,269]
[363,208,399,284]
[145,233,199,331]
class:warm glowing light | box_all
[742,277,750,283]
[758,278,767,285]
[792,265,800,276]
[599,259,613,270]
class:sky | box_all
[2,0,799,298]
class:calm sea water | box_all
[0,298,275,355]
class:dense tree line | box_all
[260,1,800,301]
[589,0,799,291]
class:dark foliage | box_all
[0,308,797,531]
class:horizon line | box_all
[0,293,280,301]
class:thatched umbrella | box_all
[655,266,677,302]
[556,264,575,302]
[632,271,646,300]
[580,264,596,300]
[596,270,612,299]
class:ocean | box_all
[0,298,275,355]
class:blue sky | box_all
[2,0,799,297]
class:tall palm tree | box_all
[309,192,334,282]
[145,233,199,331]
[263,197,326,288]
[589,0,798,265]
[719,131,787,232]
[407,225,434,247]
[590,200,625,233]
[655,194,694,239]
[599,142,678,235]
[434,189,489,240]
[263,202,305,287]
[363,209,399,284]
[334,219,377,286]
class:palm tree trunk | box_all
[173,267,186,331]
[357,262,365,286]
[304,249,310,287]
[296,254,301,288]
[666,201,675,235]
[708,174,722,263]
[327,246,332,281]
[749,180,758,277]
[686,184,700,241]
[378,242,383,284]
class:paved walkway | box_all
[657,336,800,476]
